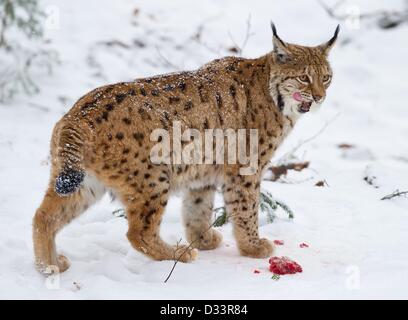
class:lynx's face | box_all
[269,24,339,118]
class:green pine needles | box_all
[0,0,58,101]
[213,189,294,227]
[113,189,294,227]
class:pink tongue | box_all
[293,92,303,102]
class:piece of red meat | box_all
[299,243,309,248]
[268,256,303,275]
[273,240,284,245]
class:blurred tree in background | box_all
[0,0,58,102]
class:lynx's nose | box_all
[313,95,322,103]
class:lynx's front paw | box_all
[238,238,274,258]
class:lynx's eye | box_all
[297,75,309,83]
[322,74,332,83]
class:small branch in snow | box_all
[163,239,183,283]
[164,186,296,282]
[317,0,347,20]
[274,113,339,166]
[264,162,310,182]
[315,180,329,187]
[97,40,131,49]
[190,24,223,56]
[227,14,254,56]
[188,14,224,56]
[380,190,408,201]
[338,143,354,149]
[164,221,218,283]
[155,46,181,71]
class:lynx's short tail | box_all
[53,122,88,196]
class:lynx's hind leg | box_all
[182,186,222,250]
[33,173,106,274]
[121,177,197,263]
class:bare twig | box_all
[318,0,347,20]
[186,14,222,56]
[164,220,221,283]
[380,190,408,201]
[315,180,329,187]
[275,113,340,166]
[227,14,254,56]
[196,39,223,56]
[190,24,223,56]
[155,45,181,71]
[97,40,131,49]
[338,143,354,149]
[27,102,50,112]
[188,14,224,56]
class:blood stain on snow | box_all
[273,240,284,245]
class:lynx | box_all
[33,24,339,273]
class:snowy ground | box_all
[1,0,408,299]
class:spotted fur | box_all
[33,24,338,273]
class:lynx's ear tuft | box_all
[271,22,291,63]
[318,24,340,55]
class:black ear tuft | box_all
[318,24,340,55]
[270,21,278,37]
[270,21,287,48]
[327,24,340,47]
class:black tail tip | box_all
[55,169,85,196]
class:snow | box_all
[1,0,408,299]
